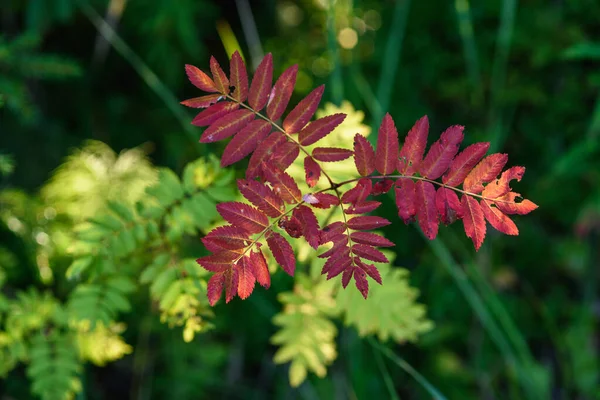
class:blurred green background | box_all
[1,0,599,399]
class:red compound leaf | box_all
[221,119,272,167]
[192,101,239,127]
[293,205,321,249]
[375,113,399,175]
[185,64,218,92]
[461,194,486,251]
[267,232,296,275]
[436,187,462,225]
[181,94,222,108]
[272,142,300,171]
[312,147,353,162]
[267,64,298,120]
[201,225,250,252]
[210,56,230,94]
[249,53,273,111]
[346,216,391,230]
[199,109,254,143]
[399,115,429,175]
[246,131,286,180]
[395,178,416,224]
[298,113,346,146]
[351,244,389,263]
[443,142,490,186]
[304,156,321,187]
[353,134,375,176]
[415,180,439,240]
[229,51,248,102]
[262,165,302,204]
[237,179,285,218]
[419,125,464,180]
[283,85,324,134]
[216,202,269,234]
[350,232,394,247]
[463,153,508,194]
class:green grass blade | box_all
[454,0,482,100]
[326,0,343,104]
[371,341,401,400]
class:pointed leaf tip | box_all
[283,85,325,134]
[185,64,218,92]
[375,113,399,175]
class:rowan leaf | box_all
[304,156,321,187]
[267,64,298,120]
[463,153,508,194]
[342,268,353,288]
[181,94,222,108]
[461,195,486,250]
[237,179,285,217]
[267,232,296,275]
[185,64,218,92]
[443,142,490,186]
[249,53,273,111]
[312,147,353,162]
[399,115,429,175]
[191,101,239,127]
[272,142,300,171]
[202,225,250,251]
[236,256,256,300]
[482,166,526,199]
[262,165,302,204]
[352,244,389,263]
[246,131,286,179]
[353,267,369,299]
[346,216,391,230]
[216,202,269,233]
[249,249,271,288]
[210,56,229,94]
[221,119,272,167]
[435,187,461,225]
[415,181,438,240]
[283,85,324,134]
[353,133,375,176]
[207,273,225,306]
[298,113,346,146]
[350,232,394,247]
[346,201,381,214]
[494,192,538,215]
[480,200,519,235]
[395,179,416,224]
[341,178,372,204]
[375,113,399,175]
[230,50,248,102]
[199,109,254,143]
[419,125,464,179]
[293,205,320,249]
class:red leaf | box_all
[272,142,300,171]
[249,53,273,111]
[341,268,354,288]
[310,193,339,209]
[207,273,225,306]
[463,153,508,194]
[298,114,346,146]
[494,192,538,215]
[224,267,239,303]
[304,157,321,187]
[199,109,255,143]
[419,125,464,179]
[181,94,222,108]
[267,64,298,120]
[202,225,250,252]
[435,187,461,225]
[346,216,391,230]
[249,249,271,288]
[372,179,394,196]
[262,165,302,204]
[399,115,429,175]
[353,267,369,299]
[283,85,324,134]
[324,252,352,279]
[443,142,490,186]
[482,166,526,199]
[279,215,303,238]
[395,179,416,224]
[461,195,486,250]
[266,232,296,275]
[353,134,375,176]
[294,205,321,249]
[341,178,372,204]
[192,101,239,127]
[221,119,272,166]
[318,238,348,259]
[415,181,439,240]
[320,222,346,243]
[352,244,389,263]
[230,51,248,102]
[481,200,518,235]
[375,113,399,175]
[216,202,269,234]
[185,64,218,92]
[237,179,285,218]
[356,259,382,285]
[210,56,230,94]
[312,147,353,162]
[236,256,256,300]
[350,232,394,247]
[246,131,286,179]
[346,201,381,214]
[196,251,239,273]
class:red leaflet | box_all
[216,202,269,234]
[221,119,272,166]
[224,267,239,303]
[181,94,222,108]
[267,64,298,120]
[272,142,300,171]
[237,179,285,218]
[350,231,394,247]
[341,178,372,204]
[279,215,303,238]
[324,252,352,279]
[185,64,218,92]
[298,113,346,146]
[207,273,225,306]
[482,166,525,199]
[375,113,399,175]
[463,153,508,194]
[435,187,462,225]
[210,56,230,94]
[192,101,239,127]
[443,142,490,186]
[415,181,438,240]
[395,179,416,224]
[304,156,321,187]
[356,259,382,285]
[480,200,518,235]
[249,53,273,111]
[293,205,321,249]
[266,232,296,275]
[372,179,394,196]
[399,115,429,175]
[461,195,486,250]
[246,131,286,179]
[341,268,353,288]
[346,216,391,230]
[494,192,538,215]
[312,147,353,162]
[310,193,339,209]
[262,165,302,204]
[230,51,248,102]
[346,201,381,214]
[351,244,389,263]
[419,125,464,179]
[249,249,270,289]
[320,222,346,243]
[202,225,250,252]
[199,109,254,143]
[353,267,369,299]
[318,238,348,259]
[236,256,256,300]
[353,134,375,176]
[283,85,324,134]
[196,251,239,272]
